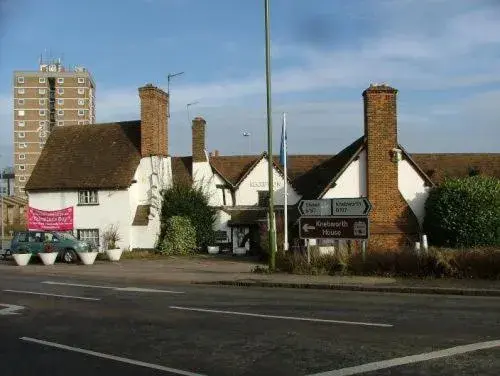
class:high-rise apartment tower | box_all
[13,58,95,196]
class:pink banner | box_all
[28,206,74,231]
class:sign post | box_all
[298,198,372,217]
[299,216,369,240]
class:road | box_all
[0,272,499,376]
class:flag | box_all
[279,113,287,167]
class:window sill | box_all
[77,203,99,206]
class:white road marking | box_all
[42,281,115,289]
[42,281,184,294]
[307,339,500,376]
[169,306,393,328]
[3,289,100,301]
[116,287,183,294]
[0,303,25,316]
[20,337,206,376]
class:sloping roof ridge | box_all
[233,152,267,188]
[317,136,366,198]
[410,152,500,156]
[398,144,435,187]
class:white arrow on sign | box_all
[302,223,316,232]
[0,303,25,316]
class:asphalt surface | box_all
[0,272,499,376]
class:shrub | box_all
[159,216,197,256]
[274,247,500,279]
[101,223,121,250]
[423,176,500,247]
[160,183,216,250]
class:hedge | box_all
[423,176,500,247]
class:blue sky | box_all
[1,0,499,168]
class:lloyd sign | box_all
[298,198,372,217]
[299,216,369,240]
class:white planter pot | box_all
[38,252,58,265]
[77,251,98,265]
[207,246,219,255]
[13,253,31,266]
[105,248,122,261]
[233,247,247,255]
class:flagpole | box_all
[283,113,288,251]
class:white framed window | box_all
[19,164,26,171]
[57,98,64,105]
[78,109,85,116]
[39,88,46,95]
[18,98,24,105]
[19,153,26,160]
[78,88,85,95]
[78,120,84,125]
[17,88,25,95]
[57,88,64,95]
[58,120,64,126]
[39,77,46,84]
[78,99,85,106]
[18,121,25,127]
[18,131,25,138]
[17,76,24,84]
[19,176,27,182]
[39,98,46,105]
[39,109,46,116]
[57,109,64,116]
[84,120,89,125]
[57,77,64,84]
[39,130,47,138]
[39,120,46,127]
[18,110,25,117]
[78,190,99,205]
[19,142,27,149]
[78,77,85,84]
[77,229,99,249]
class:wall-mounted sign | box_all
[28,206,74,231]
[249,181,281,188]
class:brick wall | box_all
[363,84,419,250]
[138,84,168,157]
[192,117,207,162]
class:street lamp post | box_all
[186,101,199,125]
[264,0,277,270]
[242,131,251,154]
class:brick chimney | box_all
[192,117,207,162]
[138,84,169,157]
[362,83,419,249]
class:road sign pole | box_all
[362,240,367,263]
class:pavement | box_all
[1,255,500,297]
[0,271,499,375]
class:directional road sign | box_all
[299,216,369,240]
[298,198,372,217]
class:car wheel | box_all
[62,249,77,264]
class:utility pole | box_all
[0,164,4,251]
[264,0,277,270]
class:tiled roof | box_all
[26,121,142,191]
[410,153,500,184]
[132,204,150,226]
[209,155,258,185]
[171,157,193,186]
